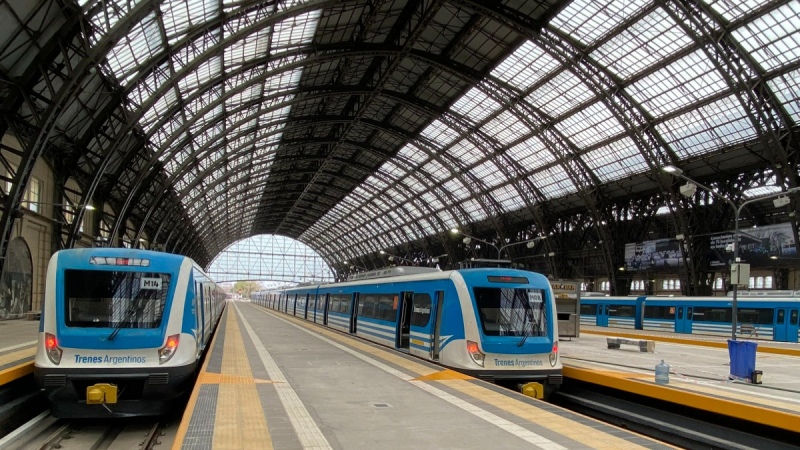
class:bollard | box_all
[655,360,670,385]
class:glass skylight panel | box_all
[162,0,218,45]
[627,50,727,118]
[470,160,507,189]
[177,56,222,97]
[395,143,428,166]
[225,29,270,68]
[105,12,163,84]
[491,40,560,91]
[272,11,321,52]
[526,70,595,119]
[401,176,426,195]
[555,101,626,148]
[420,159,452,183]
[582,137,648,182]
[153,116,183,151]
[420,120,460,147]
[380,161,405,178]
[461,198,488,223]
[732,2,800,73]
[703,0,771,22]
[656,94,757,158]
[421,191,445,211]
[446,139,485,167]
[443,178,471,201]
[142,87,180,133]
[505,136,556,172]
[551,0,652,46]
[491,184,525,213]
[744,185,782,197]
[529,166,578,199]
[450,87,502,125]
[482,110,532,146]
[592,9,692,80]
[768,68,800,123]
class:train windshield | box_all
[474,287,548,337]
[63,269,171,328]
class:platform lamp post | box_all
[663,165,799,341]
[450,228,547,259]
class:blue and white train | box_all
[253,267,562,397]
[580,291,800,342]
[34,248,225,418]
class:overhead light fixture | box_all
[679,182,697,197]
[450,228,460,234]
[773,196,790,208]
[770,255,778,260]
[548,252,555,257]
[662,165,683,175]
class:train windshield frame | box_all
[63,269,171,328]
[473,287,548,337]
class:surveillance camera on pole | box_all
[679,182,697,197]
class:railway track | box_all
[0,413,176,450]
[552,379,800,450]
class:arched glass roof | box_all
[0,0,797,270]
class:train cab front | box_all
[34,252,196,418]
[464,274,563,397]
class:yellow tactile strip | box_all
[212,308,272,449]
[173,308,272,450]
[255,304,671,449]
[563,365,800,433]
[446,379,661,450]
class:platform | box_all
[562,327,800,432]
[173,301,671,449]
[0,319,39,386]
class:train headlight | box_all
[158,334,180,364]
[466,340,484,367]
[45,333,62,365]
[549,341,558,367]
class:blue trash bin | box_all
[728,340,758,380]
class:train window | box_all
[580,304,597,315]
[790,310,798,325]
[609,305,635,317]
[644,306,672,319]
[777,309,785,325]
[410,294,432,327]
[687,307,693,320]
[64,269,170,328]
[739,308,775,325]
[473,287,547,337]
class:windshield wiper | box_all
[107,303,139,341]
[517,309,531,347]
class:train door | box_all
[597,305,609,326]
[396,292,413,351]
[775,309,787,341]
[323,294,330,325]
[675,306,685,333]
[430,291,444,361]
[195,282,205,349]
[675,306,692,333]
[350,293,359,333]
[788,309,800,343]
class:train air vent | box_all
[548,374,563,385]
[148,373,169,385]
[44,374,66,387]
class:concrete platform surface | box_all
[0,319,39,385]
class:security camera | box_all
[462,237,472,245]
[679,182,697,197]
[725,244,734,252]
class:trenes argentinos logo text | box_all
[74,354,146,364]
